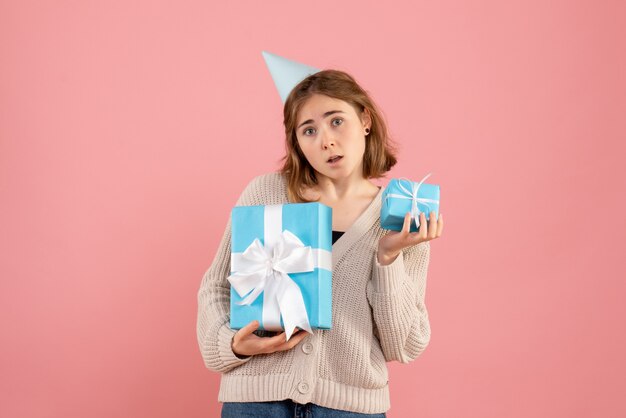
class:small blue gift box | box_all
[381,174,441,233]
[228,202,332,339]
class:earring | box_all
[365,128,370,135]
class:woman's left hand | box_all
[377,211,444,265]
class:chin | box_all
[314,162,354,179]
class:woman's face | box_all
[295,94,371,182]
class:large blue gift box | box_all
[228,202,332,339]
[381,174,441,233]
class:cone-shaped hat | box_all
[262,51,320,104]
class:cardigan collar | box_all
[330,185,383,267]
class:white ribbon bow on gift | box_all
[228,209,317,341]
[385,172,440,230]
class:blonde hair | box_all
[279,69,398,203]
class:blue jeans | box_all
[221,400,386,418]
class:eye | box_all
[303,127,315,136]
[332,118,343,126]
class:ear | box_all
[361,107,372,129]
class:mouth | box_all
[327,155,343,163]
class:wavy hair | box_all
[278,69,398,203]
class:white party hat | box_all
[262,51,321,104]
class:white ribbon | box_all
[385,173,440,229]
[228,205,330,340]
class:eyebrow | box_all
[297,110,346,130]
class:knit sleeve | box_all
[196,177,262,373]
[366,241,431,364]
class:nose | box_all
[320,127,335,149]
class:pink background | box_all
[2,1,625,417]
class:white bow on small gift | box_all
[385,173,439,230]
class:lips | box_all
[327,155,343,163]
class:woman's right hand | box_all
[231,320,309,358]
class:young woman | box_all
[197,69,444,418]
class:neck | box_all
[314,171,374,201]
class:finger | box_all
[267,331,288,345]
[276,330,308,351]
[428,211,437,239]
[401,212,411,236]
[267,328,302,347]
[263,329,302,353]
[235,320,260,340]
[281,327,304,343]
[253,331,286,354]
[418,212,428,239]
[436,213,444,237]
[288,330,308,347]
[279,327,304,343]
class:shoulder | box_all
[236,172,288,206]
[242,172,286,195]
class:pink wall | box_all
[1,1,625,417]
